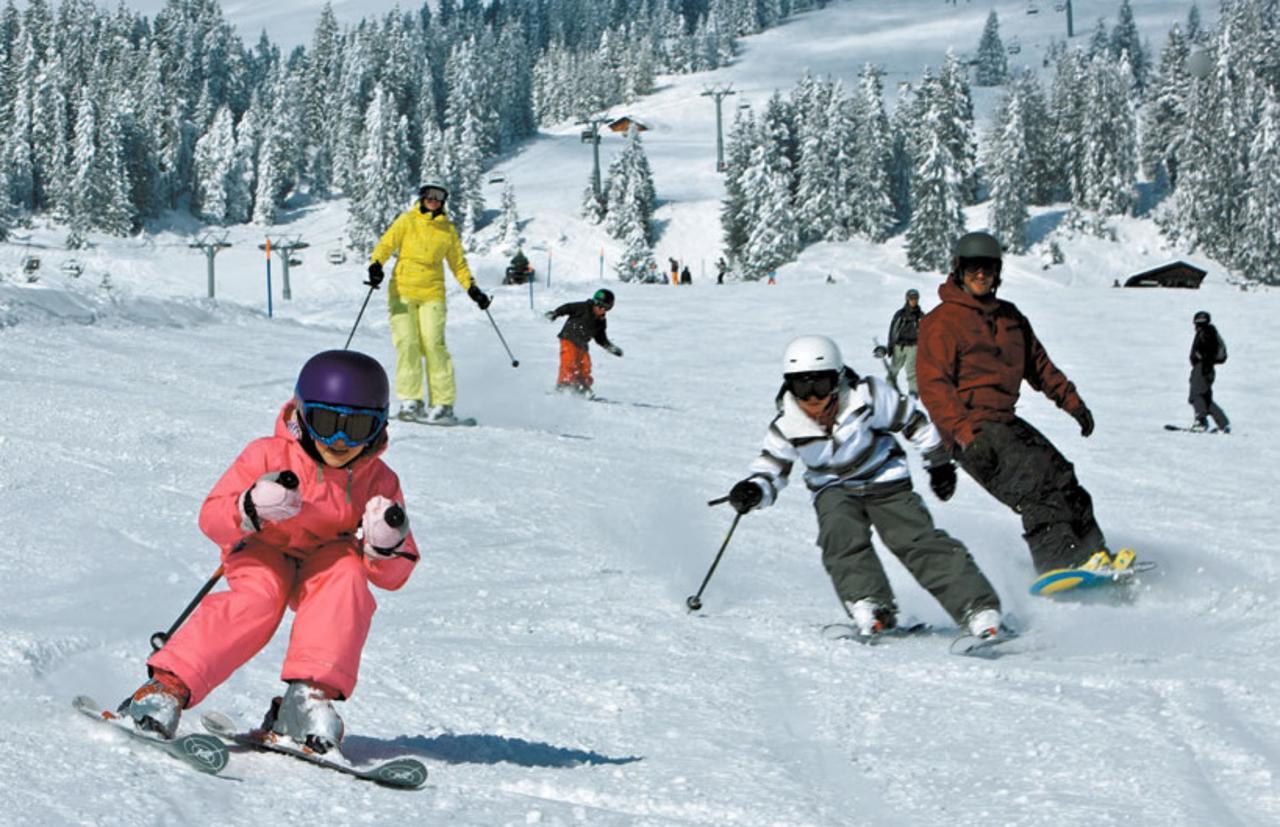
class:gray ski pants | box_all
[1188,365,1229,430]
[889,344,918,395]
[813,485,999,624]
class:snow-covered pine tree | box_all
[846,65,895,242]
[495,180,521,255]
[986,88,1031,254]
[194,106,236,223]
[792,75,838,244]
[346,84,411,251]
[905,109,966,272]
[603,124,655,245]
[738,141,799,280]
[1109,0,1149,93]
[1140,25,1190,188]
[613,198,658,282]
[974,11,1008,87]
[1078,54,1136,218]
[938,51,978,204]
[1241,90,1280,285]
[452,109,487,246]
[720,107,756,263]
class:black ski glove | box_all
[544,311,557,321]
[366,261,384,288]
[605,344,623,357]
[1073,406,1095,438]
[467,284,491,310]
[728,479,763,514]
[927,463,957,502]
[872,345,888,358]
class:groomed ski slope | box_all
[3,1,1278,824]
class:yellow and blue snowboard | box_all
[1029,549,1155,597]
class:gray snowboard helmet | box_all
[951,231,1004,287]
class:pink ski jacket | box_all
[198,401,419,592]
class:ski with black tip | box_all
[820,621,932,645]
[73,695,231,776]
[201,712,428,790]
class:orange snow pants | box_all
[147,543,376,706]
[557,339,592,389]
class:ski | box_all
[396,416,478,428]
[201,712,428,790]
[1029,561,1157,597]
[820,620,931,645]
[73,695,230,776]
[589,397,677,411]
[1163,424,1228,434]
[949,628,1021,659]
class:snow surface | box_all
[5,1,1279,825]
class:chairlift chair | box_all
[21,255,40,274]
[288,257,303,267]
[488,175,507,185]
[1027,2,1040,13]
[61,259,84,277]
[326,249,347,265]
[1007,40,1022,55]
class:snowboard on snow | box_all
[1164,424,1228,434]
[395,414,477,428]
[201,711,428,790]
[1029,560,1157,597]
[73,695,231,776]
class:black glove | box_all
[1073,406,1095,438]
[605,344,623,357]
[366,261,384,288]
[467,284,491,310]
[872,345,888,359]
[728,479,763,514]
[927,463,957,501]
[544,311,556,321]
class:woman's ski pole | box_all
[484,307,520,367]
[344,282,378,350]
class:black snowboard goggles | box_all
[420,187,446,202]
[786,370,840,400]
[300,401,386,446]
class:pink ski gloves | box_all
[240,471,303,532]
[361,495,409,558]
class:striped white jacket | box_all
[745,372,949,507]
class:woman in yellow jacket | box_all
[367,183,490,425]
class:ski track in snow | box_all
[4,1,1279,824]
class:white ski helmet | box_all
[782,335,843,375]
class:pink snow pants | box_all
[147,543,376,707]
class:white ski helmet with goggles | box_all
[782,335,843,376]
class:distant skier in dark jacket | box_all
[873,288,924,395]
[917,231,1133,580]
[1188,310,1229,433]
[545,289,623,396]
[680,266,692,285]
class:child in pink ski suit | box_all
[125,350,418,753]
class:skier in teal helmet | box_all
[545,289,623,397]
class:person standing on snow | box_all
[1188,310,1230,433]
[724,335,1003,640]
[916,231,1131,578]
[366,183,491,426]
[680,266,692,285]
[545,289,623,397]
[873,288,924,395]
[123,350,418,754]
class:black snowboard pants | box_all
[813,485,1000,624]
[956,417,1105,574]
[1189,365,1229,430]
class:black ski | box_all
[820,621,932,645]
[73,695,231,776]
[201,712,428,790]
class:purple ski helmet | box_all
[295,350,390,413]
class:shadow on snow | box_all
[343,732,643,768]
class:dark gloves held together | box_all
[1073,406,1095,438]
[927,463,957,501]
[728,479,763,514]
[467,284,491,310]
[872,345,888,359]
[366,261,384,288]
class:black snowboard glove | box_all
[544,311,557,321]
[927,463,957,502]
[728,479,763,514]
[1073,406,1095,438]
[872,345,888,359]
[467,284,491,310]
[366,261,384,288]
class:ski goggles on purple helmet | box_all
[300,401,387,446]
